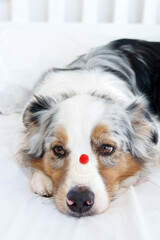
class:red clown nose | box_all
[79,154,89,164]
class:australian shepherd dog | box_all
[10,39,160,217]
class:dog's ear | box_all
[22,95,56,159]
[126,97,159,162]
[23,95,56,128]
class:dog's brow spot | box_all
[91,124,110,142]
[54,127,68,145]
[91,124,116,147]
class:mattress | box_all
[0,26,160,240]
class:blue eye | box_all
[99,144,115,156]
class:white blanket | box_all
[0,26,160,240]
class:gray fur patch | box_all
[101,97,158,164]
[67,45,138,95]
[22,96,58,159]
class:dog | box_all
[12,39,160,217]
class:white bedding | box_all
[0,25,160,240]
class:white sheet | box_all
[0,26,160,240]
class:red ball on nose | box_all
[79,154,89,164]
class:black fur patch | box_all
[29,95,53,113]
[103,66,129,82]
[30,113,41,125]
[126,102,139,112]
[90,91,113,102]
[23,95,55,127]
[53,67,82,72]
[151,130,159,144]
[144,111,153,122]
[109,39,160,115]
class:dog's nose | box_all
[66,189,95,214]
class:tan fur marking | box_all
[30,127,69,195]
[91,124,116,146]
[92,124,142,200]
[53,126,68,146]
[98,153,141,200]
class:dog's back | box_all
[67,39,160,115]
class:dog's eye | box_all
[53,145,66,158]
[98,144,115,156]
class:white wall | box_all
[0,0,159,24]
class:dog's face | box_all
[23,94,158,217]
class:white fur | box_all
[55,95,111,213]
[35,70,135,105]
[30,169,53,196]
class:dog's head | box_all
[22,93,158,217]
